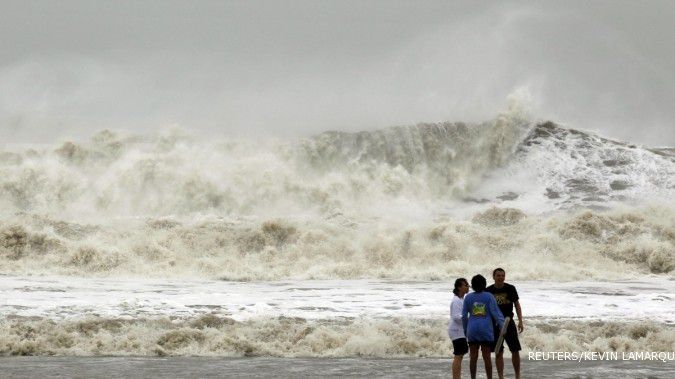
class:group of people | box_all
[449,268,523,379]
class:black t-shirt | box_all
[486,283,519,318]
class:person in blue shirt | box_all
[462,274,505,379]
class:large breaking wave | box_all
[0,108,534,218]
[1,109,673,280]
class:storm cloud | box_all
[1,0,673,145]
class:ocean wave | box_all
[1,114,671,220]
[0,206,672,280]
[1,315,672,357]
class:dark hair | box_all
[493,267,505,277]
[453,278,468,295]
[471,274,487,292]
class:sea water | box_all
[1,110,673,376]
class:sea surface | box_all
[1,110,673,376]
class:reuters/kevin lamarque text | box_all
[528,351,674,363]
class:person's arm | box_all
[462,299,469,335]
[489,296,505,330]
[451,298,463,322]
[512,286,524,333]
[515,300,524,333]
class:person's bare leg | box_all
[512,351,521,379]
[452,355,463,379]
[496,350,504,379]
[481,344,493,379]
[469,345,479,379]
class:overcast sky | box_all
[1,0,674,145]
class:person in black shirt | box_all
[486,268,523,379]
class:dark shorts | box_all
[492,318,522,353]
[452,338,468,356]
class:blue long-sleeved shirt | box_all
[462,291,505,343]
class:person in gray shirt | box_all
[449,277,470,379]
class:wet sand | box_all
[0,357,672,378]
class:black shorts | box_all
[492,319,522,353]
[452,338,468,356]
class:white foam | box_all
[1,276,672,323]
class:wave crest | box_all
[0,206,672,280]
[1,316,672,357]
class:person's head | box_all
[493,268,506,285]
[471,274,487,292]
[453,277,470,297]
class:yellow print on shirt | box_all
[493,293,511,305]
[471,302,486,317]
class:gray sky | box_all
[1,0,674,145]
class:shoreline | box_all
[0,356,673,378]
